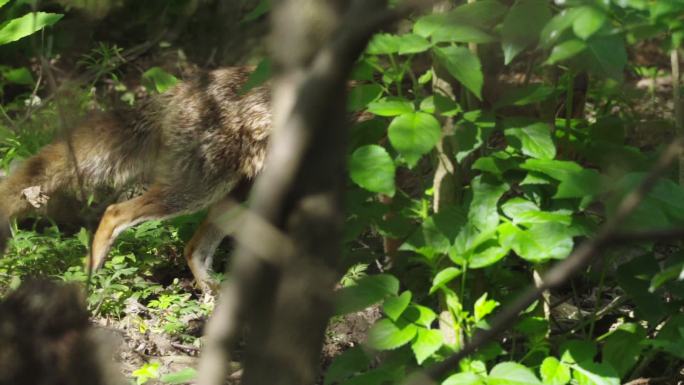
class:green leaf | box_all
[469,176,508,233]
[540,8,582,47]
[516,317,549,338]
[367,98,414,116]
[429,267,462,294]
[418,70,433,85]
[651,314,684,358]
[539,357,571,385]
[0,12,63,46]
[160,368,197,384]
[499,222,574,263]
[388,112,441,167]
[571,362,620,385]
[601,323,645,378]
[649,261,684,292]
[616,255,668,323]
[448,0,507,26]
[241,0,270,22]
[434,94,461,117]
[1,67,33,85]
[414,9,499,43]
[560,340,597,365]
[474,293,499,322]
[501,0,551,64]
[504,120,556,160]
[469,245,508,269]
[545,39,587,65]
[554,169,602,199]
[383,291,412,321]
[411,328,443,364]
[585,35,627,81]
[335,274,399,315]
[240,58,271,94]
[349,145,395,196]
[572,6,606,40]
[442,372,486,385]
[0,0,10,8]
[142,67,179,93]
[434,46,483,99]
[397,33,432,55]
[404,305,437,328]
[366,33,402,55]
[488,362,543,385]
[502,198,539,221]
[520,159,583,180]
[324,347,370,385]
[472,152,520,177]
[347,84,383,111]
[431,24,497,44]
[367,318,418,350]
[494,85,554,108]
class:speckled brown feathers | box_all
[0,67,272,291]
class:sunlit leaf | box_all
[0,12,63,46]
[434,46,483,99]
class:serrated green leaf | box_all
[539,357,571,385]
[388,112,441,167]
[411,328,443,364]
[434,46,483,99]
[367,98,414,116]
[349,145,395,196]
[383,291,412,321]
[501,0,551,64]
[367,318,418,350]
[488,362,543,385]
[0,12,63,46]
[504,120,556,160]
